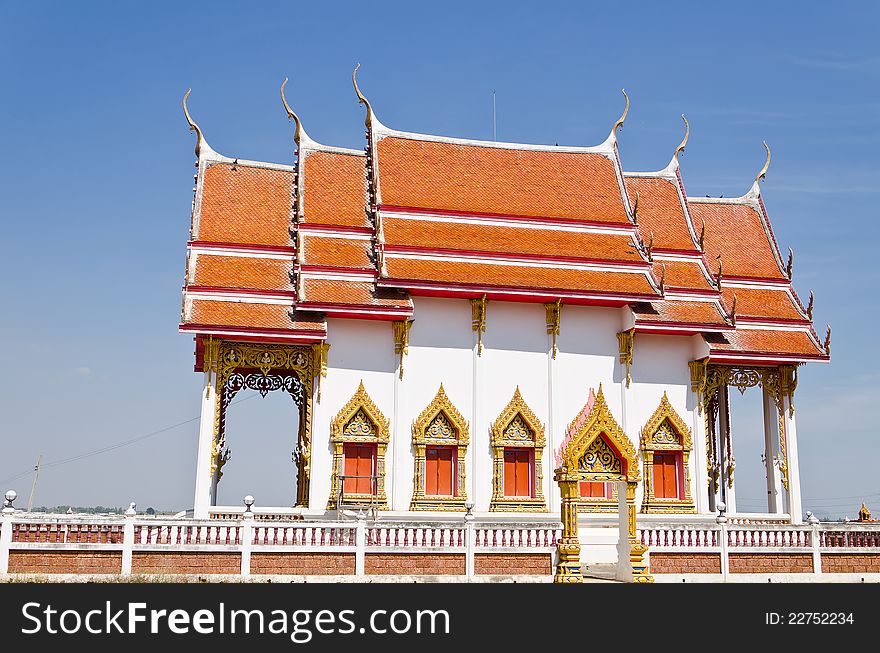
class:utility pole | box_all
[27,455,42,512]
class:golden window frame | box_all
[489,387,546,512]
[327,381,390,510]
[410,385,469,511]
[639,392,695,513]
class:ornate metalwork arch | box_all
[489,388,546,512]
[689,360,798,491]
[210,340,316,507]
[410,385,469,511]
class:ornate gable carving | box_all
[330,381,389,443]
[490,387,546,448]
[560,385,638,482]
[640,392,692,451]
[412,384,469,446]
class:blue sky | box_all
[0,2,877,516]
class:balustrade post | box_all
[808,514,822,575]
[465,516,475,580]
[0,512,12,575]
[122,504,136,576]
[355,512,366,578]
[240,513,254,577]
[717,514,729,582]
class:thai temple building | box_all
[178,69,831,546]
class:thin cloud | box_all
[787,54,880,72]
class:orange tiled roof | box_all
[382,217,642,263]
[632,300,728,327]
[384,257,656,297]
[654,259,714,291]
[187,300,325,332]
[301,236,373,270]
[193,255,293,292]
[722,286,804,322]
[301,150,370,228]
[376,137,629,223]
[624,176,696,251]
[688,201,786,280]
[705,328,825,358]
[197,163,293,247]
[301,278,412,309]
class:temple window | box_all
[410,386,469,511]
[490,388,546,512]
[328,382,390,510]
[640,392,695,514]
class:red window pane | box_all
[425,446,456,497]
[653,452,680,499]
[579,481,609,498]
[343,443,376,495]
[504,448,532,497]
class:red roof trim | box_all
[300,265,378,277]
[180,324,326,341]
[298,304,414,321]
[708,352,830,365]
[383,246,650,271]
[379,205,636,232]
[298,224,374,236]
[379,278,657,305]
[734,316,813,328]
[187,286,296,300]
[652,248,703,257]
[189,241,297,255]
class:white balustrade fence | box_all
[0,512,559,579]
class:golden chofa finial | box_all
[674,114,689,160]
[280,77,304,146]
[352,63,374,127]
[612,88,629,135]
[756,141,771,184]
[182,88,204,158]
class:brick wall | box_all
[649,553,721,574]
[821,554,880,573]
[8,551,122,574]
[474,553,551,575]
[365,553,465,575]
[250,553,355,575]
[728,553,812,573]
[131,552,240,575]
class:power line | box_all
[0,393,259,487]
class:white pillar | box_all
[390,353,401,511]
[547,331,560,514]
[471,329,486,511]
[691,402,710,514]
[762,388,784,514]
[615,481,633,582]
[193,370,218,519]
[718,387,736,513]
[781,394,803,524]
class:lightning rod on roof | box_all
[493,90,497,142]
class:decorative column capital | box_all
[617,329,635,387]
[470,295,488,356]
[392,319,414,379]
[313,342,330,401]
[545,299,562,359]
[203,336,221,374]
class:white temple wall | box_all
[626,333,699,511]
[552,306,625,512]
[309,318,396,512]
[480,301,550,512]
[399,297,474,512]
[307,300,709,517]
